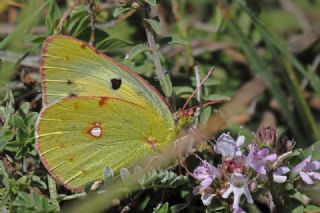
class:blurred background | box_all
[1,0,320,212]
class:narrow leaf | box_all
[144,18,161,35]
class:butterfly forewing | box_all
[41,35,173,125]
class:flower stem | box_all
[143,4,173,97]
[267,172,284,212]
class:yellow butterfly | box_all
[35,35,177,190]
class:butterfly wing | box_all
[36,96,176,190]
[41,35,172,125]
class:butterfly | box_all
[35,35,177,191]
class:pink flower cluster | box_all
[192,127,320,212]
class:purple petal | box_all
[265,153,277,161]
[215,133,237,157]
[273,167,290,182]
[235,149,243,157]
[201,192,214,206]
[222,185,233,199]
[275,167,290,175]
[207,163,219,176]
[309,172,320,180]
[251,162,266,175]
[256,148,269,157]
[232,187,242,209]
[245,147,255,166]
[233,208,246,213]
[293,156,311,173]
[273,174,287,183]
[300,171,313,184]
[231,173,248,185]
[201,177,213,188]
[236,135,245,146]
[243,185,253,204]
[311,161,320,170]
[217,133,235,143]
[193,168,207,180]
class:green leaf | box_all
[120,168,131,182]
[27,112,38,127]
[292,205,304,213]
[70,16,90,38]
[206,94,230,101]
[45,0,61,33]
[144,18,161,35]
[96,37,133,52]
[169,176,188,187]
[0,138,9,152]
[200,106,212,124]
[155,202,169,213]
[20,102,30,115]
[159,74,173,97]
[13,191,56,212]
[12,114,25,129]
[303,141,320,160]
[29,35,47,44]
[113,7,131,17]
[170,204,188,213]
[104,167,114,186]
[174,86,194,98]
[0,1,49,49]
[16,128,28,143]
[0,161,9,177]
[168,36,189,46]
[145,0,157,7]
[125,44,151,61]
[304,205,320,212]
[67,6,87,31]
[134,166,146,185]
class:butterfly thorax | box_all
[174,108,196,130]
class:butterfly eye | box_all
[110,78,122,90]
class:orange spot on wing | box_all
[146,136,157,150]
[99,97,108,107]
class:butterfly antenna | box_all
[182,66,215,111]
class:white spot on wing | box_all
[90,127,102,137]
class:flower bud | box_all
[275,136,295,154]
[248,181,257,192]
[131,2,140,9]
[256,126,277,147]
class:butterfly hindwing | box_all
[36,96,176,190]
